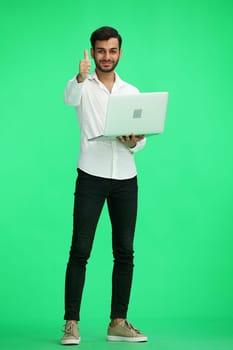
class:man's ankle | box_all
[110,318,125,327]
[66,320,78,325]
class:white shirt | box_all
[64,71,146,179]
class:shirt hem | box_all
[78,166,137,180]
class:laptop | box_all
[88,92,168,140]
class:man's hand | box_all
[76,49,91,83]
[117,133,145,148]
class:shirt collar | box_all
[88,71,128,89]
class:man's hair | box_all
[90,26,122,49]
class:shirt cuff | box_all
[64,77,85,105]
[128,137,146,153]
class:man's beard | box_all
[94,58,120,72]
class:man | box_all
[61,26,147,345]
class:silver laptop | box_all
[88,92,168,140]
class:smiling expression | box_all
[91,38,122,73]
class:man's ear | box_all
[91,48,94,58]
[119,49,122,59]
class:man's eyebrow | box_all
[95,47,118,50]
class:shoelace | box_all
[124,320,141,334]
[62,322,75,334]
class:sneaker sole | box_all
[61,337,80,345]
[107,335,148,342]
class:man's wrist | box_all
[76,74,86,83]
[129,141,137,148]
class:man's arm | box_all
[64,49,91,106]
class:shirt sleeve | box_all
[128,137,146,153]
[64,77,85,106]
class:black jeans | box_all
[64,169,138,321]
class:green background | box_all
[1,0,233,349]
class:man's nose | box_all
[104,52,110,60]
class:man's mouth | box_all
[101,61,112,66]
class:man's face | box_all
[91,38,122,73]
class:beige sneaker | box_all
[61,321,80,345]
[107,320,148,342]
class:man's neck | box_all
[95,69,115,85]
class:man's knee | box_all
[69,237,92,265]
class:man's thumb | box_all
[84,49,89,60]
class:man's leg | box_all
[106,177,148,342]
[107,176,138,320]
[64,170,107,321]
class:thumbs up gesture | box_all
[77,49,91,83]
